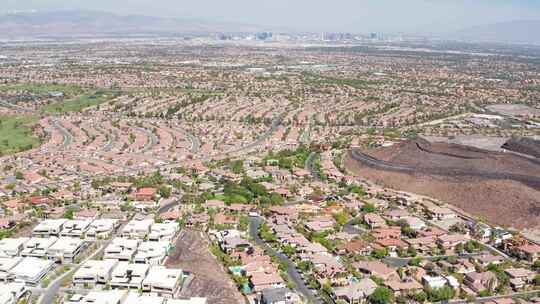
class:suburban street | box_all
[248,217,323,304]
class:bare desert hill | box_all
[345,139,540,229]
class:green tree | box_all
[362,203,376,213]
[534,274,540,286]
[427,286,455,302]
[371,248,389,259]
[414,291,427,303]
[63,208,74,220]
[282,245,296,257]
[269,192,284,205]
[158,186,172,198]
[333,211,349,227]
[368,287,391,304]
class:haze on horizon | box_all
[2,0,540,33]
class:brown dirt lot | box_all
[345,140,540,229]
[165,229,243,304]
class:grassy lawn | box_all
[0,83,83,96]
[41,90,120,113]
[0,115,41,156]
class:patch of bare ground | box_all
[345,140,540,230]
[502,137,540,158]
[13,222,36,238]
[165,229,243,304]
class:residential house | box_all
[464,271,498,293]
[363,214,386,229]
[504,268,536,290]
[354,261,398,281]
[333,278,378,304]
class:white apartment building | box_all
[133,241,169,265]
[73,259,119,287]
[123,293,164,304]
[142,266,184,297]
[60,219,93,238]
[67,290,127,304]
[21,237,58,258]
[121,219,154,239]
[9,257,55,286]
[0,282,27,304]
[46,237,85,263]
[110,262,150,290]
[0,238,29,258]
[86,219,120,239]
[0,257,22,282]
[148,222,179,242]
[104,238,140,262]
[33,219,68,237]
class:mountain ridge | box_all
[0,10,266,37]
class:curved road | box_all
[227,114,283,156]
[51,120,73,148]
[304,152,321,181]
[249,217,322,304]
[175,127,201,154]
[137,126,159,153]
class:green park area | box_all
[41,89,120,113]
[0,83,83,95]
[0,115,41,156]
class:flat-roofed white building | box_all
[0,257,23,282]
[33,219,68,237]
[9,257,55,286]
[60,219,93,238]
[87,219,120,239]
[168,298,207,304]
[46,237,85,263]
[123,293,165,304]
[142,266,183,297]
[66,290,127,304]
[0,238,29,258]
[73,259,119,287]
[110,262,149,290]
[21,237,58,258]
[133,242,169,265]
[148,222,179,242]
[104,238,139,262]
[0,282,27,304]
[121,219,154,239]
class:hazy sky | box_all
[3,0,540,33]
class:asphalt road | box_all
[383,252,482,268]
[138,126,159,153]
[175,127,201,154]
[304,152,320,181]
[227,114,283,155]
[449,290,540,304]
[248,217,322,304]
[51,120,74,148]
[38,242,106,304]
[343,219,365,235]
[157,197,182,214]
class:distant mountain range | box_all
[452,20,540,45]
[1,10,539,45]
[0,10,265,38]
